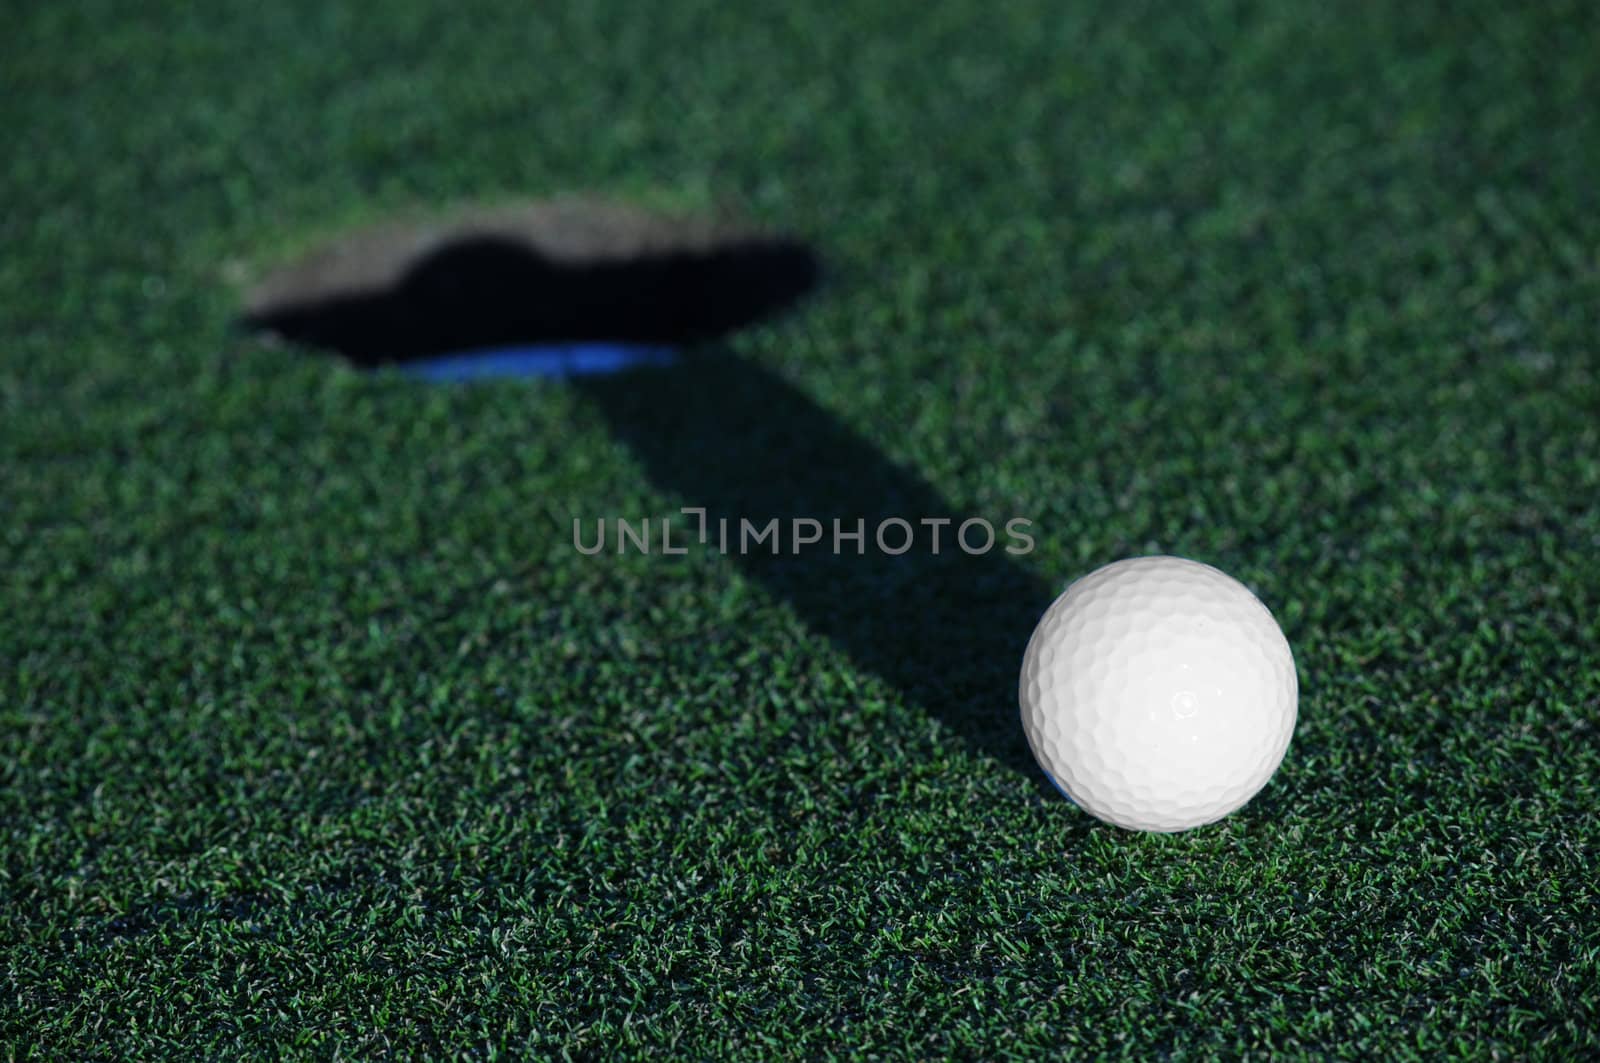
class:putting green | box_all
[4,1,1598,1057]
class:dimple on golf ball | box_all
[1019,555,1297,832]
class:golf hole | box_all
[237,198,820,379]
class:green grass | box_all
[4,0,1600,1057]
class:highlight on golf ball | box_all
[1018,555,1298,832]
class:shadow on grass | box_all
[574,356,1053,782]
[240,224,1055,785]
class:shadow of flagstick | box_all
[575,353,1058,789]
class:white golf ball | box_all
[1019,555,1297,832]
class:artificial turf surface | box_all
[4,0,1600,1057]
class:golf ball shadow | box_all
[574,352,1058,792]
[237,205,1062,796]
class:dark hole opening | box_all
[240,216,821,367]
